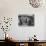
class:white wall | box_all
[0,0,46,40]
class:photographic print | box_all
[18,14,34,26]
[29,0,43,8]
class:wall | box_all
[0,0,46,40]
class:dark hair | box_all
[34,35,36,37]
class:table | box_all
[5,39,46,46]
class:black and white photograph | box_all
[18,15,34,26]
